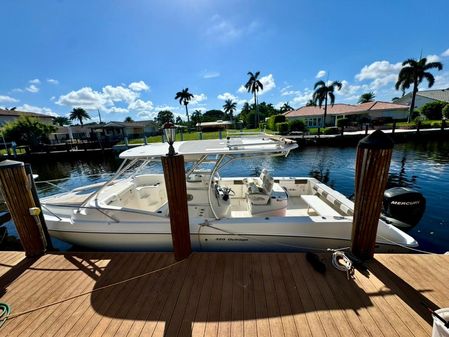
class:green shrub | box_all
[336,118,350,128]
[443,104,449,119]
[323,127,340,135]
[420,101,447,120]
[245,111,257,128]
[288,119,305,132]
[267,114,286,130]
[276,122,289,135]
[2,115,56,149]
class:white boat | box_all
[41,134,418,252]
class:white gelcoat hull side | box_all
[45,214,415,252]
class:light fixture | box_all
[163,122,177,156]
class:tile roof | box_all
[0,109,54,119]
[284,101,408,118]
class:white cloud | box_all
[56,87,106,110]
[190,93,207,105]
[127,99,154,112]
[29,79,40,85]
[217,92,238,101]
[26,84,40,93]
[316,70,326,79]
[426,54,441,63]
[128,80,150,92]
[17,104,58,116]
[204,15,259,43]
[102,85,138,103]
[107,107,129,114]
[0,95,19,104]
[442,49,449,57]
[203,71,220,79]
[355,60,402,82]
[290,88,314,106]
[434,71,449,89]
[12,88,23,93]
[47,78,59,85]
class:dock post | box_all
[25,164,54,250]
[199,132,203,140]
[143,133,148,145]
[0,160,46,257]
[351,130,393,260]
[392,121,396,134]
[219,129,222,139]
[365,124,369,135]
[124,136,129,148]
[162,154,191,260]
[441,119,446,131]
[180,128,184,141]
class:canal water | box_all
[3,140,449,253]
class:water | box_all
[3,141,449,253]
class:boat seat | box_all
[301,195,340,216]
[245,169,276,205]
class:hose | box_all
[0,303,11,328]
[328,249,354,279]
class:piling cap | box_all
[358,130,394,149]
[0,159,24,169]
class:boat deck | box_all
[0,251,448,336]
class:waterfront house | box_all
[284,101,409,127]
[196,120,233,131]
[393,88,449,108]
[89,120,158,141]
[0,108,54,126]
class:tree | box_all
[358,92,376,104]
[69,108,91,126]
[191,110,202,125]
[223,99,237,121]
[174,88,194,124]
[312,80,342,127]
[155,110,174,125]
[124,116,134,122]
[2,115,56,149]
[244,71,264,126]
[53,116,71,126]
[305,99,316,107]
[279,102,293,113]
[175,116,183,125]
[395,57,443,122]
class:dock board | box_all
[0,251,447,336]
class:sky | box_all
[1,0,449,122]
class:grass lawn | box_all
[385,120,444,129]
[123,128,261,144]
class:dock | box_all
[0,251,448,336]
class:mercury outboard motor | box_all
[381,187,426,229]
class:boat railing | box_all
[225,130,265,138]
[34,173,116,195]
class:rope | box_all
[377,234,438,255]
[327,248,355,279]
[0,303,11,328]
[1,258,185,323]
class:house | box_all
[88,120,158,141]
[284,101,409,128]
[49,125,93,143]
[0,108,54,126]
[393,89,449,108]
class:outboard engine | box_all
[381,187,426,229]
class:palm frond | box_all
[328,92,335,106]
[424,62,443,71]
[423,72,435,88]
[402,58,418,67]
[314,80,325,89]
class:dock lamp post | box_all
[161,122,191,260]
[163,122,177,156]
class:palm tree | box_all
[223,99,237,121]
[395,57,443,122]
[53,116,71,126]
[279,102,293,113]
[69,108,91,126]
[124,116,134,122]
[305,99,316,107]
[312,80,342,127]
[174,88,194,124]
[358,92,376,104]
[244,71,264,126]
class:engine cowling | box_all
[381,187,426,229]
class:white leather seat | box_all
[246,169,274,205]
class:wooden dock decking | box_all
[0,251,448,337]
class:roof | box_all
[119,136,298,160]
[394,89,449,105]
[284,101,408,118]
[0,109,55,119]
[88,120,157,128]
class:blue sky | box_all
[1,0,449,122]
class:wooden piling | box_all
[161,154,191,260]
[0,160,46,257]
[351,130,394,260]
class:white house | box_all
[284,101,409,128]
[394,89,449,108]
